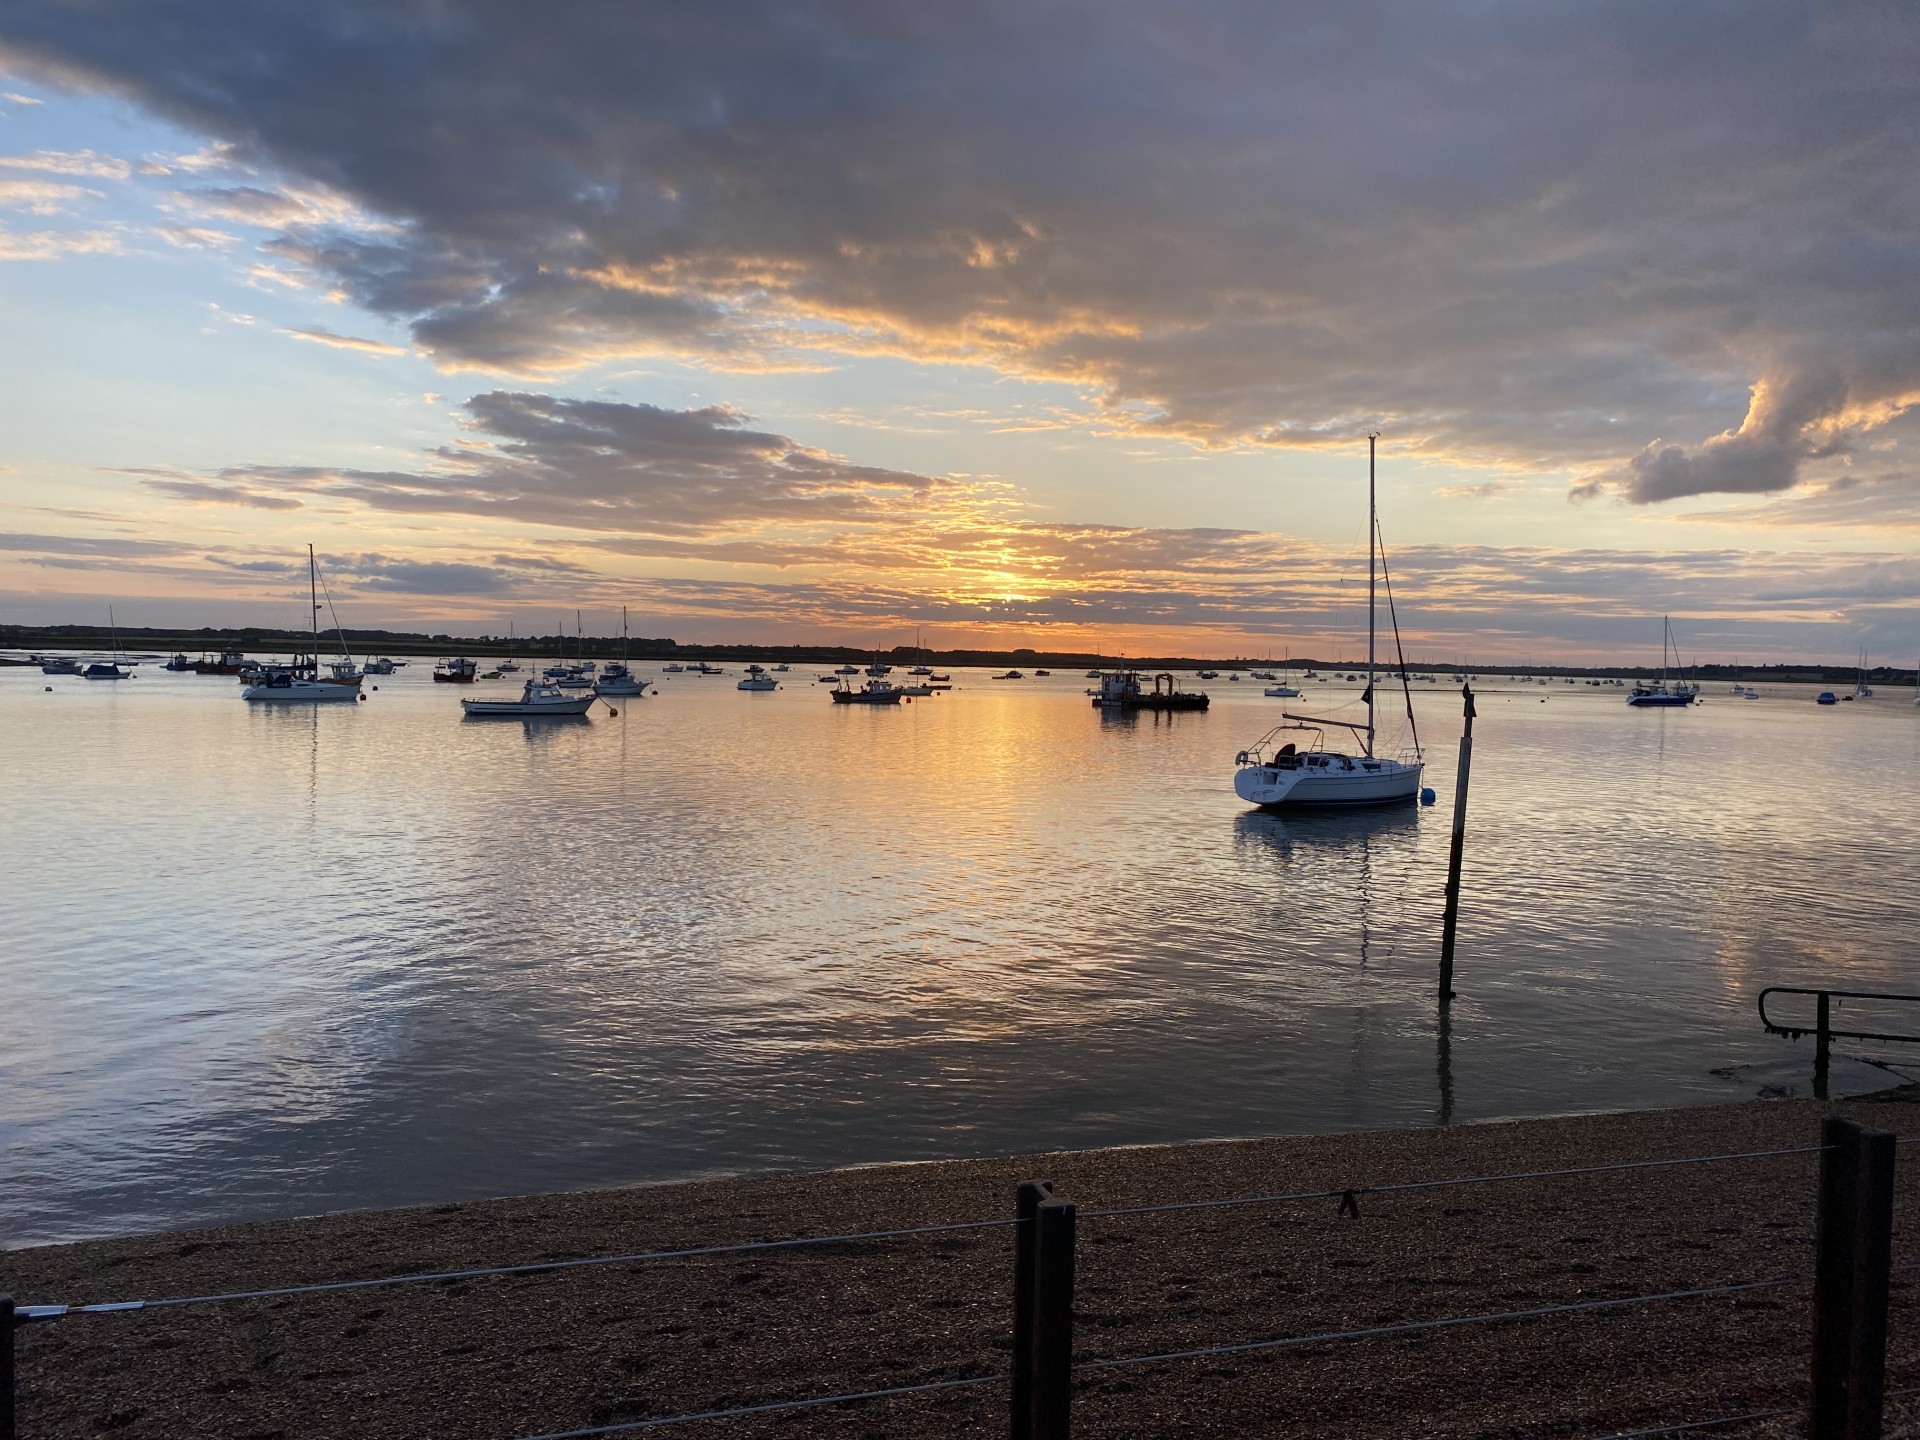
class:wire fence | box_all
[6,1118,1912,1440]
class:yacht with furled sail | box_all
[595,607,651,696]
[244,549,362,703]
[1234,436,1425,808]
[81,607,134,679]
[1625,617,1698,707]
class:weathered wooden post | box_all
[1438,683,1475,1001]
[2,1294,15,1440]
[1011,1181,1048,1432]
[1011,1182,1077,1440]
[1031,1194,1077,1439]
[1809,1116,1897,1439]
[1815,991,1833,1101]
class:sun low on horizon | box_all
[1,3,1917,666]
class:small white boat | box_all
[663,663,685,673]
[738,664,779,691]
[773,663,790,672]
[462,679,596,716]
[1263,682,1301,698]
[835,664,860,675]
[364,657,397,675]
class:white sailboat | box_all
[1234,436,1425,808]
[1854,649,1874,699]
[595,607,651,696]
[243,548,362,703]
[1625,618,1699,706]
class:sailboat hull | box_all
[243,679,360,703]
[1234,758,1423,808]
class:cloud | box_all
[153,223,238,249]
[1577,356,1920,505]
[0,146,129,179]
[198,390,968,536]
[4,0,1917,500]
[0,221,116,258]
[2,91,42,106]
[125,470,303,509]
[0,531,192,557]
[0,176,93,213]
[278,324,406,355]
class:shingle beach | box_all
[9,1099,1920,1438]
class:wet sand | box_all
[9,1098,1920,1439]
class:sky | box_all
[0,0,1916,663]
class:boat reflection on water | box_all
[1234,804,1454,1124]
[458,711,595,740]
[1231,802,1420,860]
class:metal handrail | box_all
[1757,987,1920,1046]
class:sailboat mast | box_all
[309,544,319,660]
[1366,433,1377,758]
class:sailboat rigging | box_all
[1233,436,1425,808]
[242,547,362,703]
[1624,617,1698,707]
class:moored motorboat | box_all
[364,657,397,675]
[738,664,779,691]
[831,676,904,704]
[462,679,597,716]
[434,657,479,683]
[163,652,192,671]
[39,656,81,675]
[992,670,1024,680]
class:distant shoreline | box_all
[2,629,1899,683]
[10,1098,1918,1437]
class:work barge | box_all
[1091,669,1210,711]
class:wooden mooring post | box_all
[1810,1115,1896,1440]
[3,1294,15,1440]
[1438,683,1475,1001]
[1012,1181,1077,1440]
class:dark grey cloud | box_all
[210,390,959,534]
[5,1,1918,505]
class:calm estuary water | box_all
[4,661,1918,1245]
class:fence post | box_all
[1809,1117,1897,1440]
[3,1294,14,1440]
[1031,1195,1077,1440]
[1847,1127,1896,1440]
[1011,1181,1050,1437]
